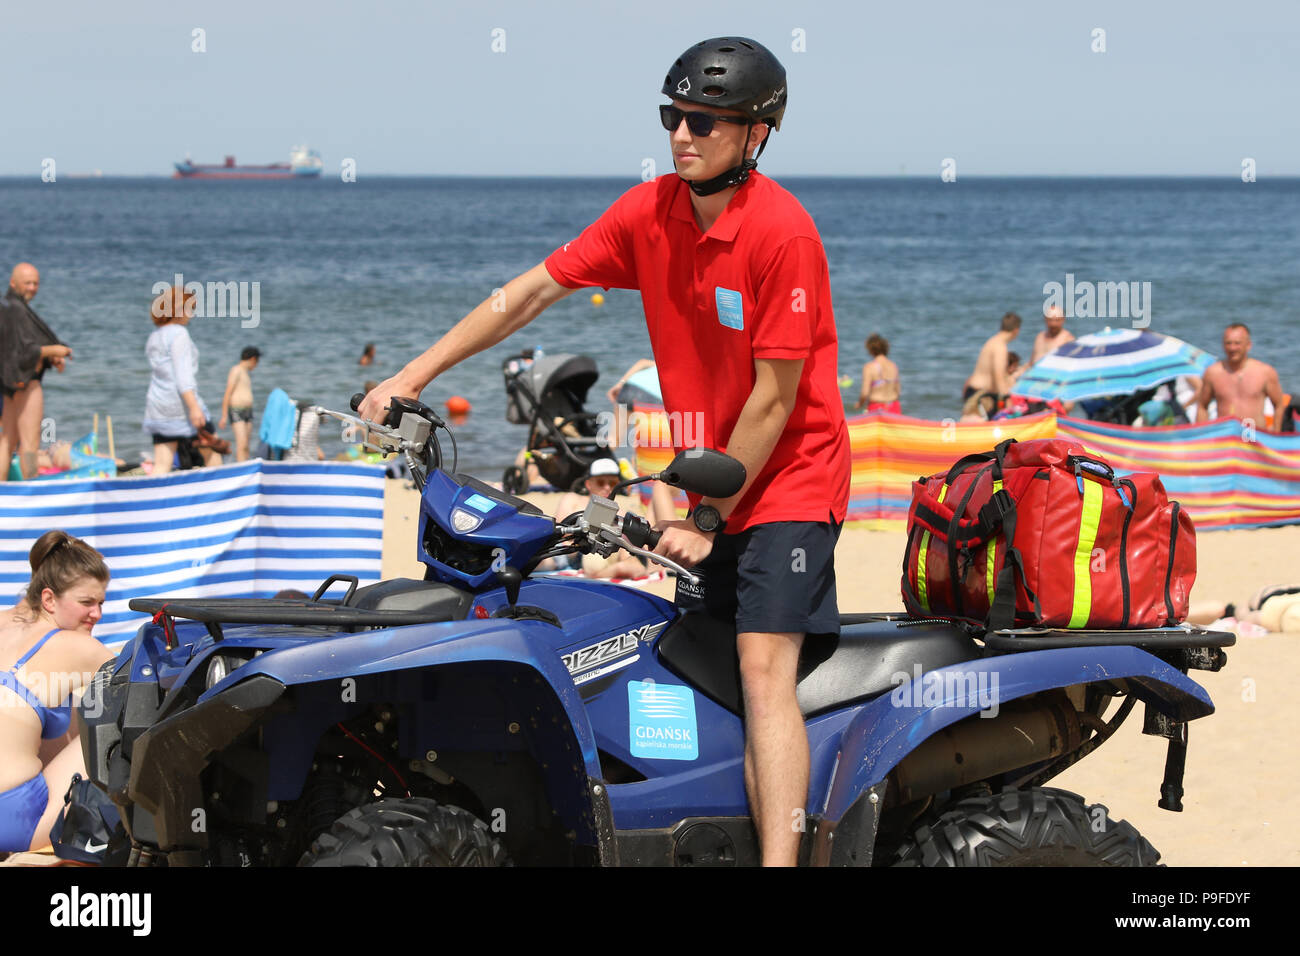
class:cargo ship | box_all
[174,145,323,179]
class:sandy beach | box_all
[385,480,1300,866]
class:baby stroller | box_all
[501,349,612,494]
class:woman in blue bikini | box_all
[0,531,113,854]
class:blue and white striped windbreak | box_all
[1014,328,1215,403]
[0,461,385,645]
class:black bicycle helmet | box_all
[661,37,787,196]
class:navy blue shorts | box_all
[675,520,842,636]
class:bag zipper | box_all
[1068,454,1115,495]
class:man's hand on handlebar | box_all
[652,519,715,568]
[357,373,422,424]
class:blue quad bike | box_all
[77,395,1233,867]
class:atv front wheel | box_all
[299,798,508,867]
[892,787,1162,866]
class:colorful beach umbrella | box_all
[1013,328,1215,403]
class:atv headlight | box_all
[205,651,259,691]
[451,508,482,533]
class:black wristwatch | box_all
[690,504,726,534]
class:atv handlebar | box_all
[549,498,695,583]
[323,395,454,489]
[620,514,661,551]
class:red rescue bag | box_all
[901,438,1196,631]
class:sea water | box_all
[2,176,1296,473]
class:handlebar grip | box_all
[622,515,660,551]
[350,392,366,412]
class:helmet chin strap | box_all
[682,123,772,197]
[686,157,757,197]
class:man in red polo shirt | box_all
[361,37,849,866]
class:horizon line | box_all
[2,172,1298,181]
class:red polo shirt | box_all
[544,172,850,531]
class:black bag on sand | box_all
[49,773,129,865]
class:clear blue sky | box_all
[3,0,1297,176]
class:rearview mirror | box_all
[659,449,746,499]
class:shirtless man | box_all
[0,264,73,481]
[219,346,261,461]
[1030,304,1073,366]
[1196,323,1285,429]
[962,312,1020,419]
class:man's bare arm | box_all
[704,357,804,517]
[652,357,803,566]
[1195,373,1214,423]
[1266,367,1286,430]
[220,365,238,421]
[359,263,577,420]
[991,342,1011,396]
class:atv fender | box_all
[129,619,602,854]
[207,617,601,776]
[821,645,1213,828]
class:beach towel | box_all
[259,388,297,451]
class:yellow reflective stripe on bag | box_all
[986,478,1003,607]
[1068,479,1104,627]
[916,483,949,612]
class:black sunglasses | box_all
[659,104,750,137]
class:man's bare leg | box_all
[15,382,43,479]
[233,420,252,461]
[153,441,177,476]
[737,630,808,866]
[0,393,17,481]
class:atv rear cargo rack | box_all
[982,624,1235,652]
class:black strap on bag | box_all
[963,439,1041,632]
[986,502,1042,632]
[906,438,1038,632]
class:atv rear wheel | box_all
[892,787,1162,866]
[299,798,508,867]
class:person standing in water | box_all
[854,333,900,412]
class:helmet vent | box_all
[702,85,725,96]
[717,46,736,52]
[739,41,754,49]
[704,66,726,75]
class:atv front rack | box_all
[128,574,476,643]
[129,598,460,645]
[129,598,454,632]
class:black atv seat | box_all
[656,613,981,718]
[349,578,473,619]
